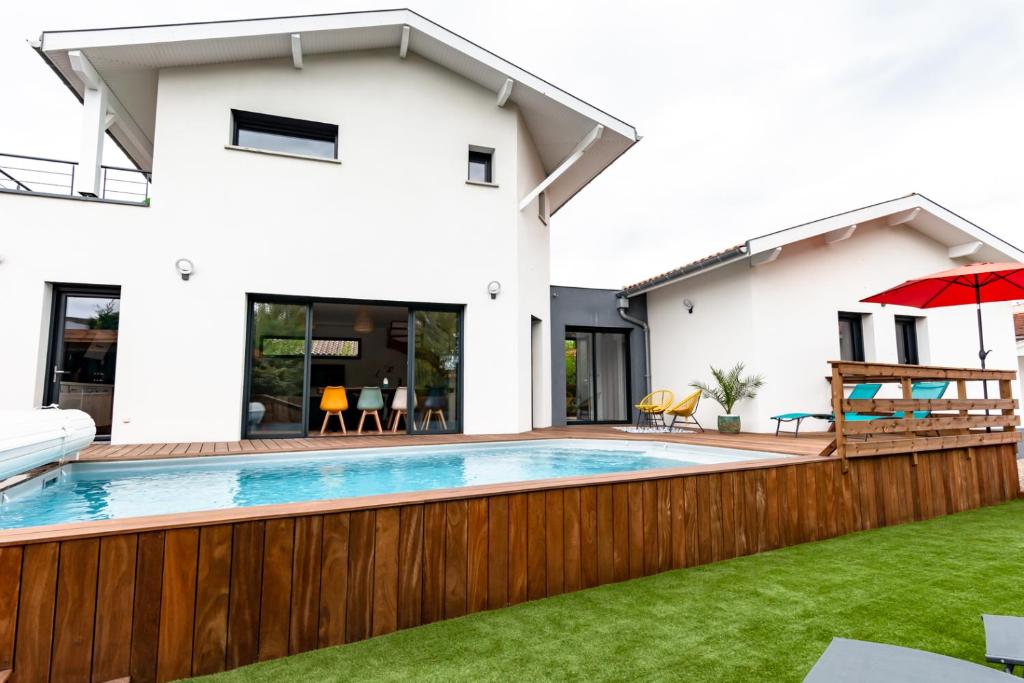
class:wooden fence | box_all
[0,441,1019,682]
[830,361,1020,469]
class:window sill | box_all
[224,144,341,164]
[465,179,499,188]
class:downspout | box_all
[617,294,650,395]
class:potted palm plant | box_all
[691,363,765,433]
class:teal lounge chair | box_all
[843,380,949,421]
[771,383,882,437]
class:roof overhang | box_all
[624,193,1024,296]
[36,9,639,214]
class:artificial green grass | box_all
[194,500,1024,682]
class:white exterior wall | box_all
[0,50,552,442]
[647,220,1019,432]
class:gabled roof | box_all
[623,193,1024,296]
[34,9,638,214]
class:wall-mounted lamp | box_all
[175,258,195,281]
[683,298,694,314]
[487,281,502,300]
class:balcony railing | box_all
[0,152,151,204]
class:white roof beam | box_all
[399,25,410,58]
[887,207,921,226]
[519,124,603,210]
[496,78,514,107]
[68,50,153,168]
[290,33,303,69]
[949,241,983,259]
[824,224,857,245]
[750,247,782,266]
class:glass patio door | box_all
[46,287,121,438]
[409,308,462,433]
[565,329,629,423]
[245,300,310,437]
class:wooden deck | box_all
[79,425,835,461]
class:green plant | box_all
[691,362,764,415]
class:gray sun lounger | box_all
[983,614,1024,675]
[804,637,1017,682]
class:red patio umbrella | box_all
[861,262,1024,374]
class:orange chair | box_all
[320,386,349,435]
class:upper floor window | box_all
[837,312,865,362]
[895,316,919,365]
[232,109,338,160]
[468,147,494,184]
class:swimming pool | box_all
[0,439,786,530]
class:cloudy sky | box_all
[3,1,1022,288]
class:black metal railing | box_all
[0,152,151,204]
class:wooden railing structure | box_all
[0,362,1019,682]
[829,361,1021,470]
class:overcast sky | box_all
[3,1,1023,289]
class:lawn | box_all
[194,500,1024,682]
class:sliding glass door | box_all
[565,328,629,424]
[409,309,462,434]
[243,297,462,437]
[245,301,309,437]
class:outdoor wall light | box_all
[683,298,694,314]
[487,281,502,299]
[175,258,195,281]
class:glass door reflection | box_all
[246,301,309,437]
[409,309,462,433]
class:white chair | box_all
[388,387,416,432]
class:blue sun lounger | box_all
[771,383,881,437]
[842,381,949,421]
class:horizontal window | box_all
[232,109,338,160]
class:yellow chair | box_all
[665,389,704,432]
[634,389,675,429]
[319,386,349,435]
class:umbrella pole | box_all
[974,282,993,434]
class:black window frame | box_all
[837,312,865,362]
[467,147,493,183]
[231,109,339,159]
[895,315,920,365]
[564,326,632,425]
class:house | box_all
[0,10,639,443]
[621,194,1024,432]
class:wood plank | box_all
[421,502,445,623]
[783,465,800,546]
[371,508,399,636]
[130,532,164,683]
[830,360,1015,381]
[487,496,509,609]
[563,488,582,593]
[579,487,599,588]
[397,506,423,629]
[259,518,295,660]
[507,494,527,605]
[842,414,1018,434]
[192,525,232,676]
[641,480,659,573]
[0,546,22,672]
[545,490,565,595]
[52,538,100,683]
[318,513,350,647]
[845,431,1020,457]
[596,485,616,583]
[526,491,547,600]
[92,535,137,683]
[467,499,488,614]
[14,542,58,683]
[156,528,199,683]
[444,500,468,618]
[764,467,782,550]
[843,398,1016,412]
[656,479,671,572]
[345,510,375,642]
[227,521,265,667]
[754,469,769,551]
[683,477,699,567]
[290,516,323,651]
[669,478,685,569]
[627,482,644,578]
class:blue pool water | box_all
[0,439,781,530]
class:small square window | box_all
[468,147,493,183]
[232,109,338,160]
